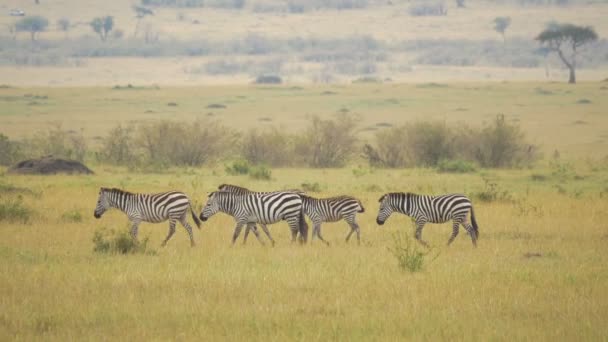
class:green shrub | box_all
[225,159,251,175]
[301,182,322,193]
[92,228,155,255]
[241,128,293,167]
[437,159,477,173]
[0,134,23,166]
[62,209,83,223]
[0,197,33,223]
[249,165,272,180]
[388,231,436,273]
[97,125,136,166]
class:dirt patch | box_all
[8,156,94,175]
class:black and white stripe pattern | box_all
[376,192,479,247]
[301,195,365,245]
[93,187,201,247]
[199,191,307,244]
[217,184,306,246]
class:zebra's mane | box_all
[218,183,249,191]
[101,187,134,196]
[380,192,414,202]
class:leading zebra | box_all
[93,188,201,247]
[301,194,365,246]
[199,191,307,245]
[376,192,479,247]
[217,184,306,246]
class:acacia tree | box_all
[16,16,49,41]
[132,5,154,38]
[90,16,114,41]
[493,16,511,42]
[536,23,598,84]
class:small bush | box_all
[255,75,282,84]
[97,124,136,166]
[388,231,436,273]
[22,124,88,162]
[294,114,359,168]
[225,159,251,175]
[409,2,447,16]
[62,209,83,223]
[437,159,476,173]
[0,197,33,223]
[0,134,23,166]
[301,182,322,192]
[473,177,512,203]
[249,165,272,180]
[92,228,154,255]
[241,128,293,167]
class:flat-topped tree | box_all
[16,16,49,41]
[536,23,598,84]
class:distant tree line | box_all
[0,115,538,170]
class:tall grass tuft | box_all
[0,196,33,223]
[92,228,155,255]
[388,231,437,272]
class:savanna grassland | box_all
[1,82,608,340]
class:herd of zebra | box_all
[93,183,480,248]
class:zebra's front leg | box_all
[162,220,177,247]
[259,224,275,247]
[447,220,460,246]
[179,218,196,247]
[130,221,140,242]
[245,223,265,246]
[414,218,429,247]
[231,222,245,245]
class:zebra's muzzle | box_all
[199,214,208,222]
[94,212,101,219]
[376,218,385,225]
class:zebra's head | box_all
[199,192,220,222]
[376,193,394,225]
[94,188,110,219]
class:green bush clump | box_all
[301,182,322,193]
[388,232,437,273]
[225,160,251,175]
[62,209,83,223]
[249,165,272,180]
[437,159,477,173]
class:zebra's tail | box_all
[190,203,201,229]
[357,200,365,213]
[298,209,308,244]
[470,205,479,239]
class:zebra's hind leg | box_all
[313,223,330,246]
[463,222,478,247]
[447,220,460,246]
[345,216,361,245]
[244,223,265,246]
[179,218,196,247]
[414,219,429,247]
[162,220,177,247]
[259,224,275,247]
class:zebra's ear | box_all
[378,194,386,203]
[217,184,226,190]
[208,191,216,198]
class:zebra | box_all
[376,192,479,247]
[300,194,365,246]
[199,191,307,245]
[217,184,306,246]
[93,187,201,247]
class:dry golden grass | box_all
[1,167,607,340]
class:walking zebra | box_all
[301,195,365,245]
[199,191,307,245]
[93,188,201,247]
[376,192,479,247]
[217,184,306,246]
